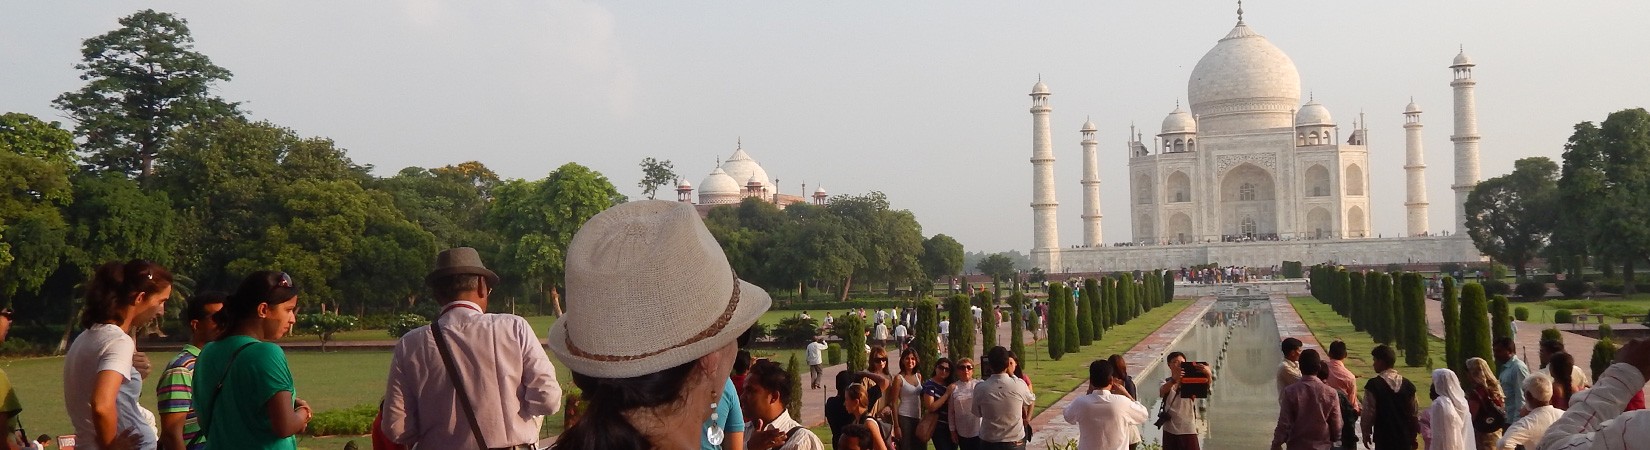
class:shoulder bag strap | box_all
[190,341,258,447]
[433,319,490,450]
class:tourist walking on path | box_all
[806,337,828,389]
[974,346,1033,450]
[1494,373,1558,450]
[740,360,825,450]
[1361,345,1420,450]
[1159,352,1214,450]
[0,308,21,450]
[1064,360,1148,450]
[1492,338,1529,422]
[1463,358,1506,450]
[545,201,773,450]
[381,247,562,450]
[949,358,984,450]
[1536,337,1650,450]
[65,260,174,450]
[1325,341,1361,448]
[1272,350,1341,450]
[893,351,926,450]
[1423,369,1472,450]
[158,293,225,450]
[924,358,958,450]
[194,270,311,450]
[874,321,891,348]
[1278,338,1305,396]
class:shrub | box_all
[1514,306,1530,321]
[1553,310,1574,324]
[307,403,377,436]
[834,314,867,371]
[1491,295,1513,341]
[1514,281,1547,300]
[827,343,843,365]
[1590,339,1617,383]
[1439,262,1465,276]
[1281,261,1303,279]
[386,313,429,338]
[1482,279,1512,297]
[771,316,820,347]
[1386,263,1404,273]
[1556,279,1588,299]
[1540,327,1563,344]
[296,313,358,351]
[1598,324,1613,340]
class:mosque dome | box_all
[1032,80,1050,95]
[1161,105,1196,134]
[698,167,740,196]
[1295,101,1333,126]
[1187,20,1301,133]
[720,146,770,191]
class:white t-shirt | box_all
[64,324,157,450]
[805,341,827,366]
[894,324,907,339]
[874,324,890,340]
[939,320,950,335]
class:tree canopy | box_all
[1466,157,1558,281]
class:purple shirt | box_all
[1273,376,1342,450]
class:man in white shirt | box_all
[873,322,890,347]
[824,313,835,329]
[742,360,825,450]
[1536,337,1650,450]
[893,324,908,350]
[1277,338,1304,396]
[805,337,828,389]
[973,346,1033,450]
[1064,360,1148,450]
[800,311,812,321]
[1496,373,1560,450]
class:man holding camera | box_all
[1158,352,1214,450]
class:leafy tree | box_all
[637,157,677,200]
[978,290,998,352]
[912,297,940,376]
[297,313,357,352]
[976,253,1017,296]
[1557,109,1650,294]
[1466,157,1559,281]
[1490,295,1513,341]
[1045,284,1065,360]
[489,163,625,315]
[921,234,965,285]
[378,162,501,250]
[1457,283,1494,368]
[775,204,862,299]
[1140,271,1155,313]
[946,294,975,363]
[53,10,240,178]
[0,114,76,307]
[827,192,925,299]
[1402,273,1429,367]
[1009,288,1027,359]
[1442,276,1461,372]
[835,314,867,372]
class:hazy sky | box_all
[4,1,1648,254]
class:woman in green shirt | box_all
[192,271,312,450]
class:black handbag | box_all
[1471,395,1508,433]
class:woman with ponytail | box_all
[64,259,175,450]
[192,271,310,450]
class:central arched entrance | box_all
[1220,163,1277,240]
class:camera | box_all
[1178,361,1211,398]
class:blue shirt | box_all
[701,378,745,449]
[1498,356,1530,421]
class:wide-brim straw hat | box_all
[548,200,771,378]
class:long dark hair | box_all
[213,271,299,341]
[79,260,173,329]
[554,361,698,450]
[1550,352,1577,401]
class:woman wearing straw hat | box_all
[549,201,772,450]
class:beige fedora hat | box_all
[548,200,771,378]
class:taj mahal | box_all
[1029,6,1483,272]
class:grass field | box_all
[1289,297,1443,409]
[1506,298,1650,324]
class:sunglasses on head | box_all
[275,272,294,289]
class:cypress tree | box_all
[913,297,941,376]
[1010,289,1027,360]
[1442,276,1461,372]
[1163,270,1176,303]
[1393,273,1413,351]
[1076,280,1095,345]
[1457,283,1494,367]
[1085,278,1104,341]
[1067,283,1082,351]
[947,294,976,363]
[838,314,867,372]
[1349,271,1366,331]
[1329,269,1344,315]
[979,291,998,352]
[786,354,804,421]
[1374,273,1395,345]
[1046,284,1066,360]
[1403,273,1430,367]
[1118,274,1136,324]
[1100,276,1115,329]
[1490,295,1512,341]
[1141,271,1156,312]
[1338,270,1352,320]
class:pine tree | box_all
[1442,276,1461,372]
[1403,273,1430,367]
[1457,283,1494,367]
[1046,284,1066,360]
[979,291,998,352]
[1349,272,1366,331]
[1010,289,1027,360]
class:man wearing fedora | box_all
[382,247,562,450]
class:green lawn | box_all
[1506,298,1650,324]
[1289,297,1442,409]
[1019,301,1193,415]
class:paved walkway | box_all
[1026,297,1218,448]
[1273,294,1326,351]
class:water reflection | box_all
[1134,301,1282,449]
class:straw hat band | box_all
[562,271,741,363]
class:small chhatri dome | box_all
[814,185,827,195]
[746,174,764,186]
[1081,117,1097,131]
[1161,104,1196,134]
[1452,48,1474,67]
[698,167,740,196]
[1295,100,1333,126]
[1031,79,1050,95]
[677,178,692,189]
[1405,99,1422,114]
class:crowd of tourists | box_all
[3,198,1650,450]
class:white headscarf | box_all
[1426,369,1474,450]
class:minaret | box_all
[1029,78,1061,272]
[1403,99,1430,236]
[1080,117,1102,247]
[1450,48,1480,236]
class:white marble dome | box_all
[1187,21,1301,132]
[677,178,692,189]
[720,147,770,191]
[1452,50,1474,67]
[698,167,740,196]
[1032,80,1050,95]
[1081,117,1097,132]
[1295,101,1333,126]
[1405,100,1422,114]
[1161,106,1196,134]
